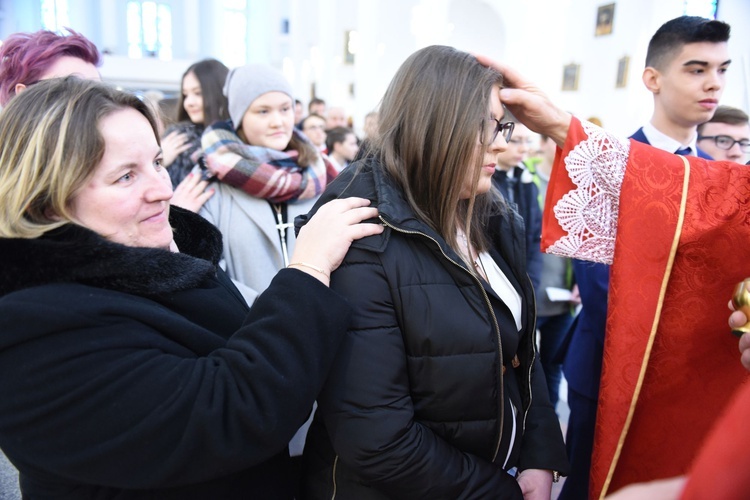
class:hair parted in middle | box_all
[0,77,159,239]
[176,58,230,126]
[372,44,504,257]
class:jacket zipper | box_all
[522,283,537,435]
[379,216,508,462]
[330,455,338,499]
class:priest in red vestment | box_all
[476,55,750,499]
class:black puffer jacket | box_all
[0,207,350,499]
[299,161,568,499]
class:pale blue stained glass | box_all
[158,4,173,60]
[142,2,158,53]
[126,1,173,60]
[221,0,248,67]
[41,0,71,32]
[127,2,143,58]
[684,0,718,18]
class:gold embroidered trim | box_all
[599,155,691,499]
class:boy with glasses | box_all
[697,105,750,163]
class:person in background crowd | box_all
[697,105,750,163]
[363,110,379,140]
[300,113,328,153]
[353,110,380,162]
[301,45,568,499]
[492,114,543,290]
[200,64,337,303]
[308,97,326,116]
[324,126,359,172]
[0,76,383,500]
[162,58,230,187]
[294,98,304,124]
[522,133,579,414]
[325,106,347,129]
[0,28,100,105]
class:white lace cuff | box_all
[546,121,631,265]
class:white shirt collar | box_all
[642,122,698,155]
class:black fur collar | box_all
[0,207,224,298]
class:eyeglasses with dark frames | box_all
[698,135,750,153]
[481,118,514,145]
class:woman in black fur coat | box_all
[0,77,382,499]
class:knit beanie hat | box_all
[224,64,294,129]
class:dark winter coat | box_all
[298,160,569,499]
[0,207,350,499]
[492,166,544,291]
[164,121,204,187]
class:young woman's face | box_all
[181,71,204,125]
[459,85,508,199]
[68,108,174,250]
[240,92,294,150]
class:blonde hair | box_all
[372,45,504,266]
[0,77,159,239]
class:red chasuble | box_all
[542,117,750,499]
[681,378,750,500]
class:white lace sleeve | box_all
[546,121,630,265]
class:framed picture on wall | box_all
[595,3,615,36]
[562,63,580,91]
[616,55,630,88]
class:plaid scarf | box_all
[201,120,335,203]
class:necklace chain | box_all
[457,227,487,280]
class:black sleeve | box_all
[0,269,349,489]
[525,182,544,291]
[517,355,570,475]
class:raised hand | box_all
[170,172,215,213]
[474,54,572,147]
[161,130,194,167]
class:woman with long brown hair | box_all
[162,58,230,186]
[301,45,568,499]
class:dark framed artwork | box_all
[562,63,580,91]
[616,55,630,88]
[595,3,615,36]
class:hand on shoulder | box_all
[290,197,383,285]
